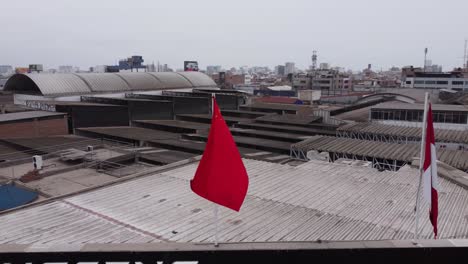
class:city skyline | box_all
[1,0,467,71]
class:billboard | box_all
[29,64,43,72]
[184,61,199,71]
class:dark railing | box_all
[0,241,466,264]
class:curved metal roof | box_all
[5,73,92,96]
[116,73,165,90]
[147,72,193,88]
[177,71,217,87]
[5,72,217,97]
[75,73,130,92]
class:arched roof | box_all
[115,72,165,90]
[4,72,216,97]
[147,72,193,88]
[177,71,218,87]
[76,73,130,92]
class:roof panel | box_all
[176,72,217,87]
[26,74,92,95]
[0,159,467,245]
[75,73,130,92]
[147,72,193,88]
[115,73,165,90]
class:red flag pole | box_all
[414,92,429,240]
[211,93,220,247]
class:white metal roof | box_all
[147,72,193,88]
[4,72,216,96]
[0,159,467,245]
[116,72,165,90]
[76,73,130,92]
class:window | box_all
[406,81,411,84]
[425,80,436,84]
[436,81,448,85]
[452,81,464,85]
[414,80,424,84]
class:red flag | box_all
[190,98,249,211]
[422,103,439,238]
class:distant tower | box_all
[311,50,317,71]
[424,47,428,72]
[464,39,467,69]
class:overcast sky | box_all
[1,0,467,71]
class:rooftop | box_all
[0,111,65,123]
[338,122,468,144]
[0,158,467,245]
[371,102,468,112]
[4,72,217,97]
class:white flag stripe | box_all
[430,144,438,191]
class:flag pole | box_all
[414,92,429,240]
[211,93,220,247]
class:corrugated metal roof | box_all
[0,111,65,123]
[5,72,216,96]
[338,122,468,144]
[0,159,467,245]
[176,72,217,87]
[116,73,165,90]
[76,73,130,92]
[292,136,468,171]
[18,74,92,95]
[147,72,193,88]
[371,102,468,112]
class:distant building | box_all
[293,69,351,94]
[319,63,330,70]
[58,66,77,73]
[206,65,222,75]
[401,66,468,91]
[118,55,145,71]
[285,62,295,75]
[0,65,13,76]
[275,65,285,76]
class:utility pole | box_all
[464,40,467,70]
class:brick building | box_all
[0,111,68,139]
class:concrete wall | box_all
[0,117,68,139]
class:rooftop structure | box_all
[370,102,468,130]
[4,72,216,97]
[338,122,468,148]
[291,136,468,172]
[0,111,65,123]
[0,158,467,246]
[0,111,68,139]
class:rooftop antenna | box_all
[424,47,428,72]
[311,50,317,71]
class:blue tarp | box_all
[0,183,38,211]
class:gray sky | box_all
[1,0,467,71]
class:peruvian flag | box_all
[190,97,249,211]
[422,103,439,238]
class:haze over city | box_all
[1,0,467,71]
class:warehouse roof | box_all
[338,122,468,144]
[4,72,217,97]
[0,159,467,245]
[0,111,65,123]
[292,136,468,171]
[371,102,468,112]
